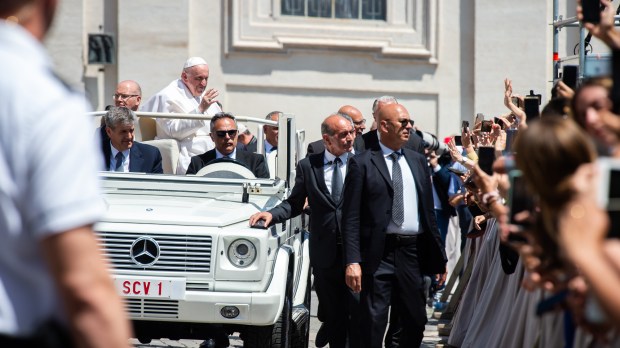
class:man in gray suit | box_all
[249,114,359,348]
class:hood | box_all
[101,192,272,227]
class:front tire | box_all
[243,268,294,348]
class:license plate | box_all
[112,276,186,300]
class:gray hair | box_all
[104,106,136,129]
[265,111,282,121]
[372,96,398,113]
[210,112,237,130]
[321,113,350,136]
[337,112,354,128]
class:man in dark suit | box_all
[362,96,425,157]
[186,112,269,178]
[342,104,446,348]
[236,122,258,153]
[307,105,366,156]
[250,114,359,348]
[101,107,163,173]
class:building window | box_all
[281,0,386,20]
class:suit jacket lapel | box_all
[129,144,144,172]
[309,153,335,206]
[370,150,393,190]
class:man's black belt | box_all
[385,233,418,247]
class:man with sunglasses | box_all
[185,112,269,178]
[342,103,446,348]
[361,96,425,154]
[250,114,360,348]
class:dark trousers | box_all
[313,248,361,348]
[360,236,427,348]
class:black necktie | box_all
[114,152,124,172]
[331,157,343,202]
[390,152,404,225]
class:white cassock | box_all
[141,79,222,174]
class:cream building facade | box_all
[44,0,610,141]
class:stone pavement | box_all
[131,290,442,348]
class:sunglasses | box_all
[397,119,414,128]
[214,130,238,138]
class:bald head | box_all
[338,105,365,136]
[378,104,412,151]
[321,114,355,156]
[114,80,142,111]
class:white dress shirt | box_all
[378,142,421,235]
[264,140,277,154]
[216,148,237,159]
[109,144,130,172]
[323,150,350,195]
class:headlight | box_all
[227,238,257,268]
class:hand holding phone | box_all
[477,146,496,175]
[481,120,493,133]
[524,97,540,119]
[582,0,602,24]
[562,65,579,90]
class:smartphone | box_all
[508,170,535,232]
[505,128,518,154]
[461,120,469,132]
[596,158,620,238]
[612,49,620,114]
[494,117,506,130]
[477,146,495,175]
[454,135,462,146]
[475,113,484,125]
[481,120,493,133]
[562,65,579,90]
[524,97,540,119]
[582,0,601,24]
[511,96,521,108]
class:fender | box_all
[265,244,294,323]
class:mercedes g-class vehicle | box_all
[93,112,311,347]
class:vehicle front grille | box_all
[125,298,179,319]
[186,282,210,291]
[97,232,212,273]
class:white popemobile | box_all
[93,112,311,348]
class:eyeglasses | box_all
[397,119,414,128]
[353,119,366,126]
[214,130,238,138]
[113,93,139,101]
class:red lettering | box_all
[122,281,130,294]
[158,282,162,296]
[132,282,141,295]
[143,281,151,295]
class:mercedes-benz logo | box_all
[130,237,160,267]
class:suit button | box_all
[386,209,391,215]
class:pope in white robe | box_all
[141,57,222,174]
